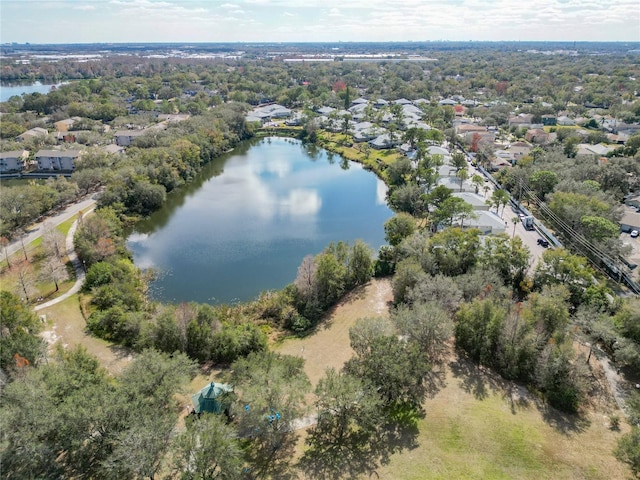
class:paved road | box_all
[5,195,97,258]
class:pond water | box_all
[127,137,393,304]
[0,81,67,102]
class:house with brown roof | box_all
[525,129,550,144]
[54,116,82,133]
[17,127,48,142]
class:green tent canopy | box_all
[191,382,233,414]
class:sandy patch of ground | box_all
[276,277,393,385]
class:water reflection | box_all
[127,137,393,304]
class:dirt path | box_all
[597,350,628,414]
[276,278,393,386]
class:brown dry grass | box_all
[276,278,393,386]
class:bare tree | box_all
[294,254,317,300]
[13,260,38,302]
[0,236,11,268]
[41,255,69,292]
[42,222,65,259]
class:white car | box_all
[631,230,639,238]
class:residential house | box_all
[35,149,83,171]
[54,116,82,133]
[352,122,381,142]
[438,98,457,106]
[248,104,292,122]
[317,106,336,115]
[17,127,48,142]
[393,98,412,105]
[103,144,125,155]
[373,98,388,108]
[369,133,399,150]
[0,150,28,173]
[541,115,557,126]
[557,115,576,126]
[351,97,368,105]
[453,192,490,209]
[157,113,190,123]
[114,129,149,147]
[576,143,615,156]
[455,124,495,145]
[462,210,507,235]
[285,112,304,126]
[525,129,550,144]
[508,113,536,128]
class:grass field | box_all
[275,278,628,480]
[39,294,133,374]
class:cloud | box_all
[76,5,96,10]
[283,11,295,16]
[328,7,342,17]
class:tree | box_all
[533,248,595,306]
[480,234,530,290]
[42,222,65,259]
[615,427,640,479]
[384,213,416,247]
[535,340,588,413]
[0,291,45,371]
[471,174,484,194]
[393,301,453,364]
[347,240,374,287]
[301,368,382,478]
[40,254,69,292]
[431,196,475,228]
[455,167,469,191]
[13,259,37,302]
[529,170,559,200]
[387,157,413,186]
[455,297,507,366]
[450,152,466,171]
[231,351,310,478]
[172,413,243,480]
[388,183,427,216]
[1,236,11,267]
[429,227,480,277]
[345,317,431,409]
[392,258,426,304]
[314,251,347,308]
[1,347,194,479]
[489,189,510,217]
[579,216,620,242]
[294,254,317,301]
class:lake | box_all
[0,82,67,102]
[127,137,393,304]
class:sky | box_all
[1,0,639,44]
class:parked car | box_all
[631,230,639,238]
[537,238,549,247]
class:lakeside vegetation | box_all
[2,43,640,478]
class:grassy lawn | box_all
[373,361,627,480]
[39,294,133,374]
[275,278,628,480]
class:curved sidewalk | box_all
[34,208,93,312]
